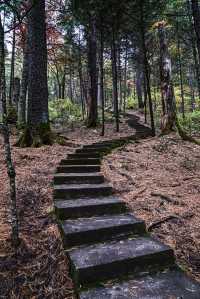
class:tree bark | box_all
[20,0,51,147]
[9,16,16,106]
[158,22,176,134]
[111,27,119,132]
[18,40,29,125]
[136,61,144,109]
[123,40,128,115]
[0,16,19,248]
[191,0,200,68]
[139,3,155,136]
[87,14,98,127]
[27,0,49,125]
[99,26,105,136]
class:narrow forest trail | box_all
[53,115,200,298]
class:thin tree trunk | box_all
[158,22,176,134]
[100,26,105,136]
[18,40,29,124]
[111,27,119,132]
[118,44,123,112]
[0,16,19,248]
[136,62,144,109]
[9,16,16,106]
[12,77,20,112]
[191,0,200,68]
[123,40,128,115]
[177,21,185,119]
[187,0,200,99]
[87,15,98,127]
[140,3,155,136]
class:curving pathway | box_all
[54,116,200,298]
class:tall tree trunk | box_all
[0,16,19,248]
[188,66,195,111]
[18,40,29,125]
[9,16,16,106]
[140,3,155,136]
[158,22,176,134]
[118,44,123,111]
[12,77,20,112]
[100,26,105,136]
[136,62,144,109]
[19,0,50,147]
[123,40,128,115]
[111,27,119,132]
[87,15,98,127]
[191,0,200,68]
[177,22,185,118]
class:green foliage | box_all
[7,105,17,124]
[49,98,82,124]
[126,93,138,110]
[178,111,200,134]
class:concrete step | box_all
[68,236,175,287]
[83,144,114,149]
[61,214,146,247]
[60,158,101,166]
[68,153,101,159]
[54,173,105,185]
[54,183,113,199]
[76,148,110,154]
[55,196,127,220]
[56,165,101,173]
[80,268,200,298]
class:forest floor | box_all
[0,113,200,298]
[0,116,134,299]
[103,133,200,283]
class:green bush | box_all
[7,105,17,124]
[126,93,138,110]
[178,110,200,134]
[49,98,82,124]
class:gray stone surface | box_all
[68,237,174,285]
[54,183,113,199]
[54,172,104,185]
[55,196,127,219]
[80,269,200,299]
[56,165,101,173]
[60,158,101,165]
[76,148,110,154]
[68,153,101,159]
[61,214,146,247]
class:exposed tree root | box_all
[15,124,69,148]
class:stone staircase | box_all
[54,135,200,298]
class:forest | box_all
[0,0,200,298]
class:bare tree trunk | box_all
[123,40,128,115]
[18,0,51,147]
[12,77,20,112]
[118,44,123,112]
[158,22,176,134]
[0,16,19,248]
[87,14,98,127]
[100,25,105,136]
[177,22,185,119]
[187,0,200,99]
[191,0,200,68]
[111,27,119,132]
[9,16,16,106]
[140,3,155,136]
[136,62,144,109]
[18,41,29,124]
